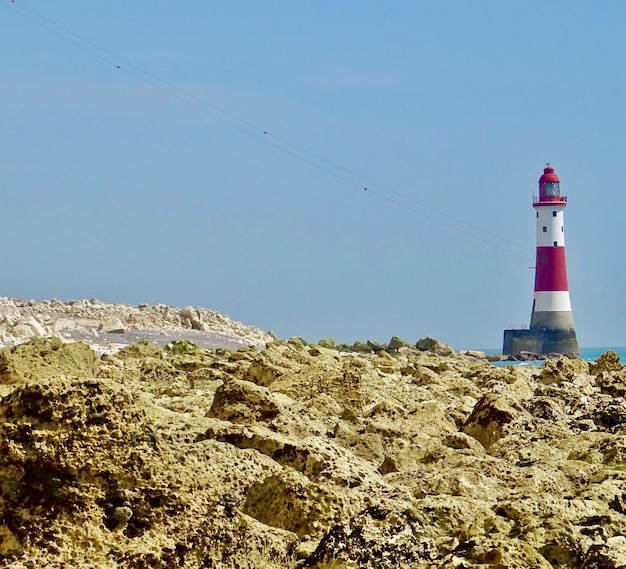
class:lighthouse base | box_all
[503,327,579,358]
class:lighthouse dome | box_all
[539,165,560,184]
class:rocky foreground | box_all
[0,311,626,567]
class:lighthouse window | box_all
[542,226,547,232]
[536,212,539,218]
[553,241,558,247]
[544,182,560,196]
[552,211,557,217]
[561,226,563,232]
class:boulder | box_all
[208,380,281,423]
[416,336,454,356]
[318,338,336,349]
[590,350,623,375]
[387,336,410,352]
[462,393,522,450]
[596,369,626,397]
[0,337,99,384]
[366,340,387,353]
[98,316,125,333]
[9,316,46,340]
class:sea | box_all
[483,346,626,367]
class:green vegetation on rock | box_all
[164,339,206,355]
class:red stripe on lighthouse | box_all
[534,246,569,291]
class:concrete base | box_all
[503,327,579,358]
[530,310,576,330]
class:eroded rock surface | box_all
[0,333,625,568]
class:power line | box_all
[3,1,534,261]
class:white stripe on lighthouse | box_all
[533,290,572,312]
[535,206,566,246]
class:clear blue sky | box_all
[2,1,625,349]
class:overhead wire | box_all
[3,1,534,262]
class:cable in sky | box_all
[3,0,534,261]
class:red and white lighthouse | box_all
[503,164,579,357]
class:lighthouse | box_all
[503,164,579,357]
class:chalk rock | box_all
[1,335,626,567]
[208,379,281,423]
[462,393,524,450]
[9,317,46,340]
[590,350,623,375]
[0,297,272,351]
[416,336,454,356]
[596,369,626,397]
[98,316,125,333]
[0,337,100,384]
